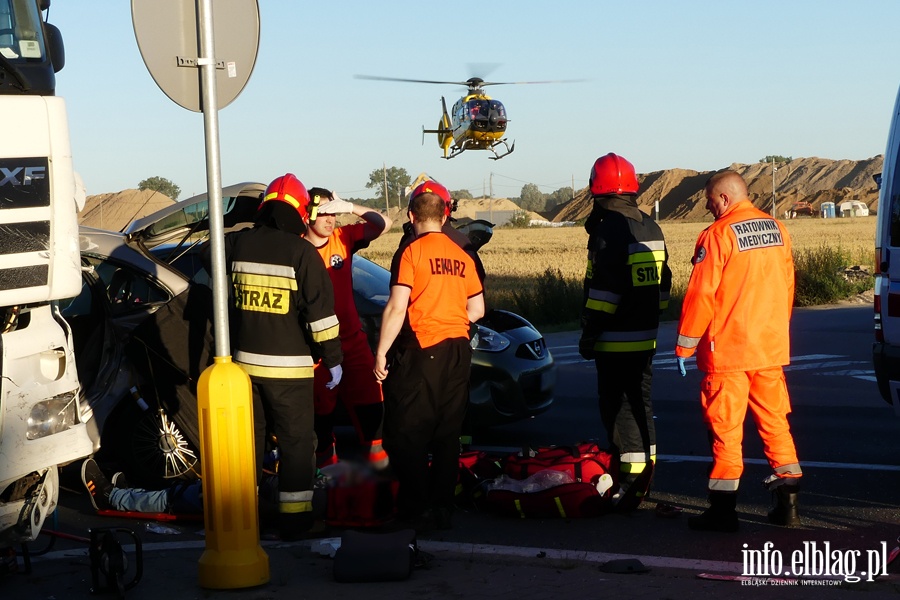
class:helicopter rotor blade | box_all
[467,62,501,79]
[354,74,472,86]
[479,78,586,87]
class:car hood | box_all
[124,182,266,250]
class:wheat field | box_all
[358,216,876,303]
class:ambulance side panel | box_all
[873,84,900,412]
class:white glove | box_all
[325,364,343,389]
[318,199,354,215]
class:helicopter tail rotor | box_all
[422,97,453,158]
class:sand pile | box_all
[79,189,176,231]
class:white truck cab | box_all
[0,0,94,542]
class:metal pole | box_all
[382,163,388,213]
[195,0,269,590]
[489,172,493,222]
[771,158,777,217]
[198,0,229,358]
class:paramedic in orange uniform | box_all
[304,187,392,469]
[374,181,485,531]
[675,170,801,532]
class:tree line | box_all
[137,168,577,216]
[356,166,575,215]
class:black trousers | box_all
[251,378,316,497]
[594,351,656,468]
[383,337,471,517]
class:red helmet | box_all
[589,153,639,196]
[410,180,453,216]
[261,173,311,219]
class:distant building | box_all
[476,210,515,226]
[839,200,869,217]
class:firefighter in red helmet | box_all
[208,173,343,540]
[398,180,485,283]
[393,179,486,444]
[377,179,485,531]
[580,153,672,510]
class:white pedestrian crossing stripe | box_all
[549,346,874,381]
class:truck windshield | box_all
[0,0,46,62]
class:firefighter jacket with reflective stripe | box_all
[675,201,794,373]
[582,197,672,353]
[223,224,342,379]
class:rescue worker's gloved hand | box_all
[326,364,343,389]
[676,357,686,377]
[318,199,354,215]
[578,336,597,361]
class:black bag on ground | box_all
[333,529,417,583]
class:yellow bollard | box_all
[197,356,269,589]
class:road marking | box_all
[550,348,875,380]
[474,447,900,473]
[659,454,900,472]
[421,541,745,573]
[23,538,746,576]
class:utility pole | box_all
[489,172,494,223]
[771,157,777,217]
[382,163,388,214]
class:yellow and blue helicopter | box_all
[356,74,570,160]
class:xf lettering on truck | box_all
[0,166,46,186]
[0,158,51,208]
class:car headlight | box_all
[470,325,510,352]
[26,392,78,440]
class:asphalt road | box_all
[5,303,900,597]
[469,302,900,564]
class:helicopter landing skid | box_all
[488,139,515,160]
[443,138,515,160]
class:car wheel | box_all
[99,392,200,488]
[135,407,200,479]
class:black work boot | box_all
[278,511,314,541]
[613,461,655,513]
[768,484,801,527]
[688,491,739,532]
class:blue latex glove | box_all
[676,357,687,377]
[326,364,343,389]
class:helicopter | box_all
[356,74,570,160]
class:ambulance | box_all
[873,84,900,414]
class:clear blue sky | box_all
[52,1,900,201]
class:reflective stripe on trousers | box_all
[701,367,801,491]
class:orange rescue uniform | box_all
[395,232,482,348]
[675,201,801,491]
[311,223,387,467]
[384,230,482,518]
